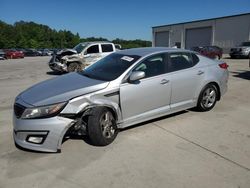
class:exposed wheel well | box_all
[66,61,81,66]
[76,106,118,122]
[93,106,118,121]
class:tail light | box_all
[219,63,228,69]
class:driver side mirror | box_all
[129,71,145,82]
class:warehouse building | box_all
[152,13,250,53]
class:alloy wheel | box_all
[100,111,115,138]
[202,87,216,108]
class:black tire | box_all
[196,84,218,112]
[67,62,82,72]
[88,107,118,146]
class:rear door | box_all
[168,52,204,110]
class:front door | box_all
[84,44,102,66]
[120,53,171,124]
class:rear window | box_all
[101,44,114,52]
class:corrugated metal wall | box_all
[155,31,169,47]
[152,13,250,53]
[185,27,212,49]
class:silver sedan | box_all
[13,47,229,152]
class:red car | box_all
[4,49,24,59]
[191,46,223,59]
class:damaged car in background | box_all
[48,41,118,72]
[13,47,228,152]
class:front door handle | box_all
[160,79,169,84]
[197,70,204,75]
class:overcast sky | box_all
[1,0,250,40]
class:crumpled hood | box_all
[19,73,109,106]
[57,48,77,55]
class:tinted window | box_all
[191,53,199,65]
[86,45,99,54]
[101,44,113,52]
[169,52,193,72]
[134,53,167,78]
[241,42,250,46]
[81,53,141,81]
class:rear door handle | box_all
[197,70,204,75]
[160,79,169,84]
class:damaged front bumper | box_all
[48,55,67,72]
[13,115,74,152]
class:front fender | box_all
[60,94,122,124]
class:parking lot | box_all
[0,56,249,188]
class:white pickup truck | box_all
[49,41,117,72]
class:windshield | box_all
[241,42,250,46]
[73,43,87,53]
[81,53,141,81]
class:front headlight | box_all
[21,102,66,119]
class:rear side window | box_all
[101,44,114,52]
[86,45,99,54]
[191,53,199,65]
[169,52,193,72]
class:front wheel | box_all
[196,84,218,111]
[67,62,82,72]
[88,107,118,146]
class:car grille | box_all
[14,103,26,118]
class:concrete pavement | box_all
[0,56,249,188]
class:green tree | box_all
[0,20,151,49]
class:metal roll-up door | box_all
[155,31,169,47]
[185,27,212,49]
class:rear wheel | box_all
[88,107,118,146]
[196,84,218,111]
[67,62,82,72]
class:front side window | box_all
[101,44,113,52]
[169,52,193,72]
[73,43,87,53]
[134,53,167,78]
[86,45,99,54]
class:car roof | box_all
[115,47,190,56]
[80,41,113,45]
